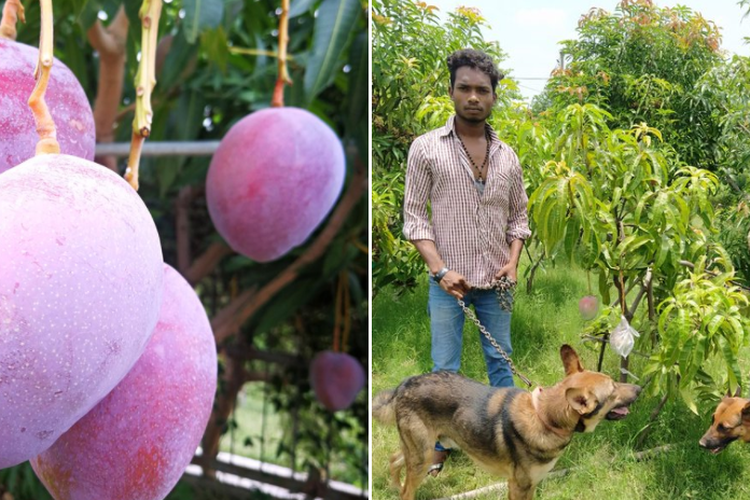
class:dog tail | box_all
[372,388,397,425]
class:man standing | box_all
[402,48,531,474]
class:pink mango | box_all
[310,351,365,411]
[579,295,599,321]
[31,264,217,500]
[206,107,345,262]
[0,155,163,468]
[0,39,96,174]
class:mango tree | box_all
[530,103,750,413]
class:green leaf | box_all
[304,0,361,102]
[183,0,224,44]
[254,278,321,335]
[654,234,671,269]
[598,268,611,305]
[722,339,742,391]
[680,384,698,415]
[290,0,317,18]
[60,32,89,96]
[706,314,724,337]
[617,235,651,259]
[160,32,200,90]
[124,0,142,27]
[157,90,206,197]
[200,26,230,73]
[323,238,346,276]
[345,31,368,146]
[78,1,104,30]
[564,215,581,263]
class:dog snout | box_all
[699,433,720,450]
[620,383,642,401]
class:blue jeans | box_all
[427,279,515,388]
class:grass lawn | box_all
[372,263,750,500]
[219,383,286,464]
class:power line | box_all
[516,83,545,94]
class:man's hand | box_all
[494,262,518,283]
[440,271,470,299]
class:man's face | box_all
[449,66,496,124]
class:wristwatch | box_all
[432,267,450,283]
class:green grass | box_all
[219,383,285,463]
[373,263,750,500]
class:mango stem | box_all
[125,0,162,191]
[271,0,292,108]
[0,0,25,40]
[29,0,59,155]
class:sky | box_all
[425,0,750,102]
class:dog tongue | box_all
[610,407,629,417]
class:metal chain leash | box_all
[456,276,534,388]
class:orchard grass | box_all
[372,263,750,500]
[219,383,285,462]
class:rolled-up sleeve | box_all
[403,138,435,241]
[506,153,532,244]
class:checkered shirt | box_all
[403,115,531,287]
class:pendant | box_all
[474,179,485,195]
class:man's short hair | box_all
[447,49,503,92]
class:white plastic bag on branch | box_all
[610,315,640,358]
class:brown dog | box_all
[372,345,641,500]
[699,394,750,454]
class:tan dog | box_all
[699,394,750,454]
[373,345,641,500]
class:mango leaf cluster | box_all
[528,101,749,412]
[540,0,724,171]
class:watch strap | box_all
[432,267,450,283]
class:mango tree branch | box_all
[0,0,24,40]
[175,185,199,273]
[210,162,366,343]
[229,47,295,59]
[174,185,233,285]
[125,0,162,190]
[624,268,652,323]
[88,7,129,172]
[29,0,59,155]
[271,0,292,108]
[197,348,249,478]
[184,243,233,286]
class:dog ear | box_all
[560,344,584,375]
[565,387,598,415]
[742,402,750,423]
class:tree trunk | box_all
[87,7,129,172]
